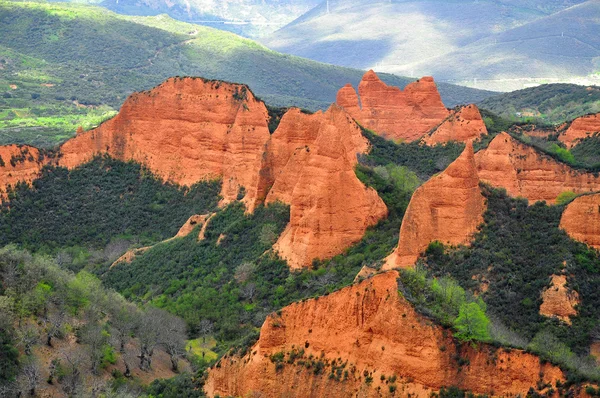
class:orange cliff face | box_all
[559,113,600,148]
[422,104,488,145]
[384,142,485,270]
[263,106,388,268]
[560,193,600,249]
[0,145,45,196]
[58,77,272,211]
[475,132,600,204]
[205,271,564,398]
[336,70,449,142]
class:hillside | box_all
[98,0,322,37]
[0,1,495,148]
[398,1,600,91]
[478,83,600,124]
[262,0,598,91]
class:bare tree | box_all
[0,382,16,398]
[240,282,257,303]
[17,359,41,397]
[234,262,255,284]
[107,294,138,354]
[59,346,88,397]
[198,319,214,344]
[16,324,39,355]
[136,306,163,371]
[43,305,66,347]
[158,312,187,372]
[81,323,108,375]
[55,251,73,268]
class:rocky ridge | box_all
[205,271,564,398]
[475,132,600,204]
[336,71,449,142]
[384,142,485,269]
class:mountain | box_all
[0,1,494,148]
[404,0,600,91]
[262,0,598,91]
[95,0,322,38]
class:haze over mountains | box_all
[262,0,600,91]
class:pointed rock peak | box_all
[418,76,435,83]
[361,69,382,82]
[444,141,478,179]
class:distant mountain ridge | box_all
[262,0,599,91]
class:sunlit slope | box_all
[403,1,600,91]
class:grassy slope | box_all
[478,83,600,124]
[0,1,495,148]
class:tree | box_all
[556,190,578,205]
[453,302,491,343]
[17,324,39,356]
[198,319,214,344]
[136,306,163,371]
[17,359,41,397]
[108,294,138,353]
[81,323,108,375]
[158,312,187,372]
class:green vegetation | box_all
[0,156,220,254]
[572,135,600,168]
[0,1,492,147]
[479,84,600,125]
[0,245,198,396]
[423,185,600,381]
[398,268,490,343]
[556,191,579,205]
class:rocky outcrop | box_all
[264,106,388,268]
[336,70,449,142]
[475,132,600,204]
[559,113,600,148]
[59,77,272,212]
[205,271,564,398]
[1,78,388,268]
[422,105,488,145]
[0,145,44,196]
[540,274,579,324]
[560,193,600,249]
[175,214,214,240]
[384,142,485,269]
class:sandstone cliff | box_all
[336,70,449,142]
[560,193,600,249]
[422,105,488,145]
[0,78,388,268]
[475,132,600,204]
[384,142,485,270]
[263,106,388,268]
[0,145,44,196]
[59,77,272,211]
[205,271,563,398]
[539,274,579,324]
[559,113,600,148]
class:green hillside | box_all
[0,1,495,148]
[478,83,600,124]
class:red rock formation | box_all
[0,145,44,196]
[263,106,388,268]
[540,274,579,324]
[1,78,388,268]
[336,70,449,142]
[475,132,600,204]
[59,77,272,211]
[384,142,485,270]
[205,271,564,398]
[175,213,214,240]
[560,193,600,249]
[422,104,488,145]
[559,113,600,148]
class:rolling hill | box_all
[478,83,600,124]
[0,1,494,148]
[262,0,598,91]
